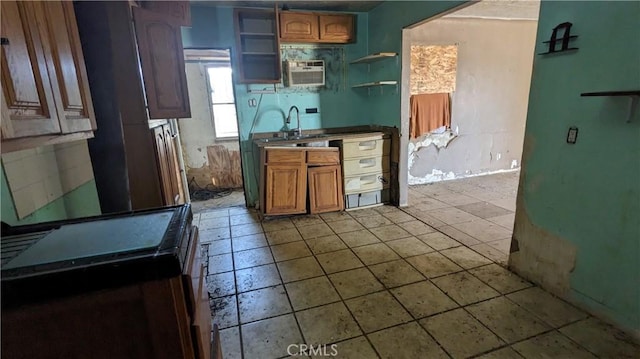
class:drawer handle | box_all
[358,140,377,150]
[378,175,388,184]
[360,175,376,185]
[359,158,376,168]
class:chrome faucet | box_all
[286,105,302,138]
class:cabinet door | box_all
[1,1,60,139]
[308,165,344,214]
[153,126,174,205]
[279,12,318,41]
[265,164,307,215]
[319,14,354,43]
[163,125,183,205]
[133,6,190,119]
[141,1,191,26]
[40,1,96,133]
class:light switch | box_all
[567,127,579,144]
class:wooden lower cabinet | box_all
[263,147,343,215]
[265,163,307,215]
[308,165,344,214]
[153,123,184,206]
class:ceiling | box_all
[444,0,540,21]
[191,1,384,12]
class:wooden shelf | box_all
[350,52,398,64]
[352,81,397,88]
[581,90,640,123]
[581,91,640,97]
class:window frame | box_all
[205,62,239,140]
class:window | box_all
[206,65,238,139]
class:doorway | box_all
[400,0,540,205]
[178,49,245,212]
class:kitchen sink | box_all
[257,133,330,145]
[291,134,330,140]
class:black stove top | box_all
[1,205,194,308]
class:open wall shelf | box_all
[580,91,640,97]
[352,81,398,95]
[350,52,398,96]
[350,52,398,64]
[581,90,640,123]
[352,81,398,88]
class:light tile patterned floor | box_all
[194,172,640,359]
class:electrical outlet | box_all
[567,127,579,144]
[305,108,318,114]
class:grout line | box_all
[267,219,312,354]
[222,214,246,359]
[290,215,382,358]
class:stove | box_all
[1,204,194,308]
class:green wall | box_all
[1,167,101,226]
[182,5,370,206]
[513,1,640,331]
[366,1,465,126]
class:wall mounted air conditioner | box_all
[286,60,325,87]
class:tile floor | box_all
[191,189,246,212]
[194,172,640,359]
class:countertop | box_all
[253,130,387,147]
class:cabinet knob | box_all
[1,38,9,46]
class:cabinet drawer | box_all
[307,150,340,165]
[343,155,389,176]
[342,139,390,159]
[266,149,306,163]
[344,172,390,194]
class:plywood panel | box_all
[410,45,457,95]
[207,145,243,189]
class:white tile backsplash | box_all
[2,140,95,219]
[1,148,38,163]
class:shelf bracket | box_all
[627,95,639,123]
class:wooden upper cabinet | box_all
[278,12,355,44]
[1,1,61,139]
[279,12,318,41]
[133,6,190,119]
[141,1,191,26]
[1,1,96,148]
[234,8,281,84]
[319,14,354,43]
[41,1,96,134]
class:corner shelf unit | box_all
[580,91,640,123]
[350,52,398,95]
